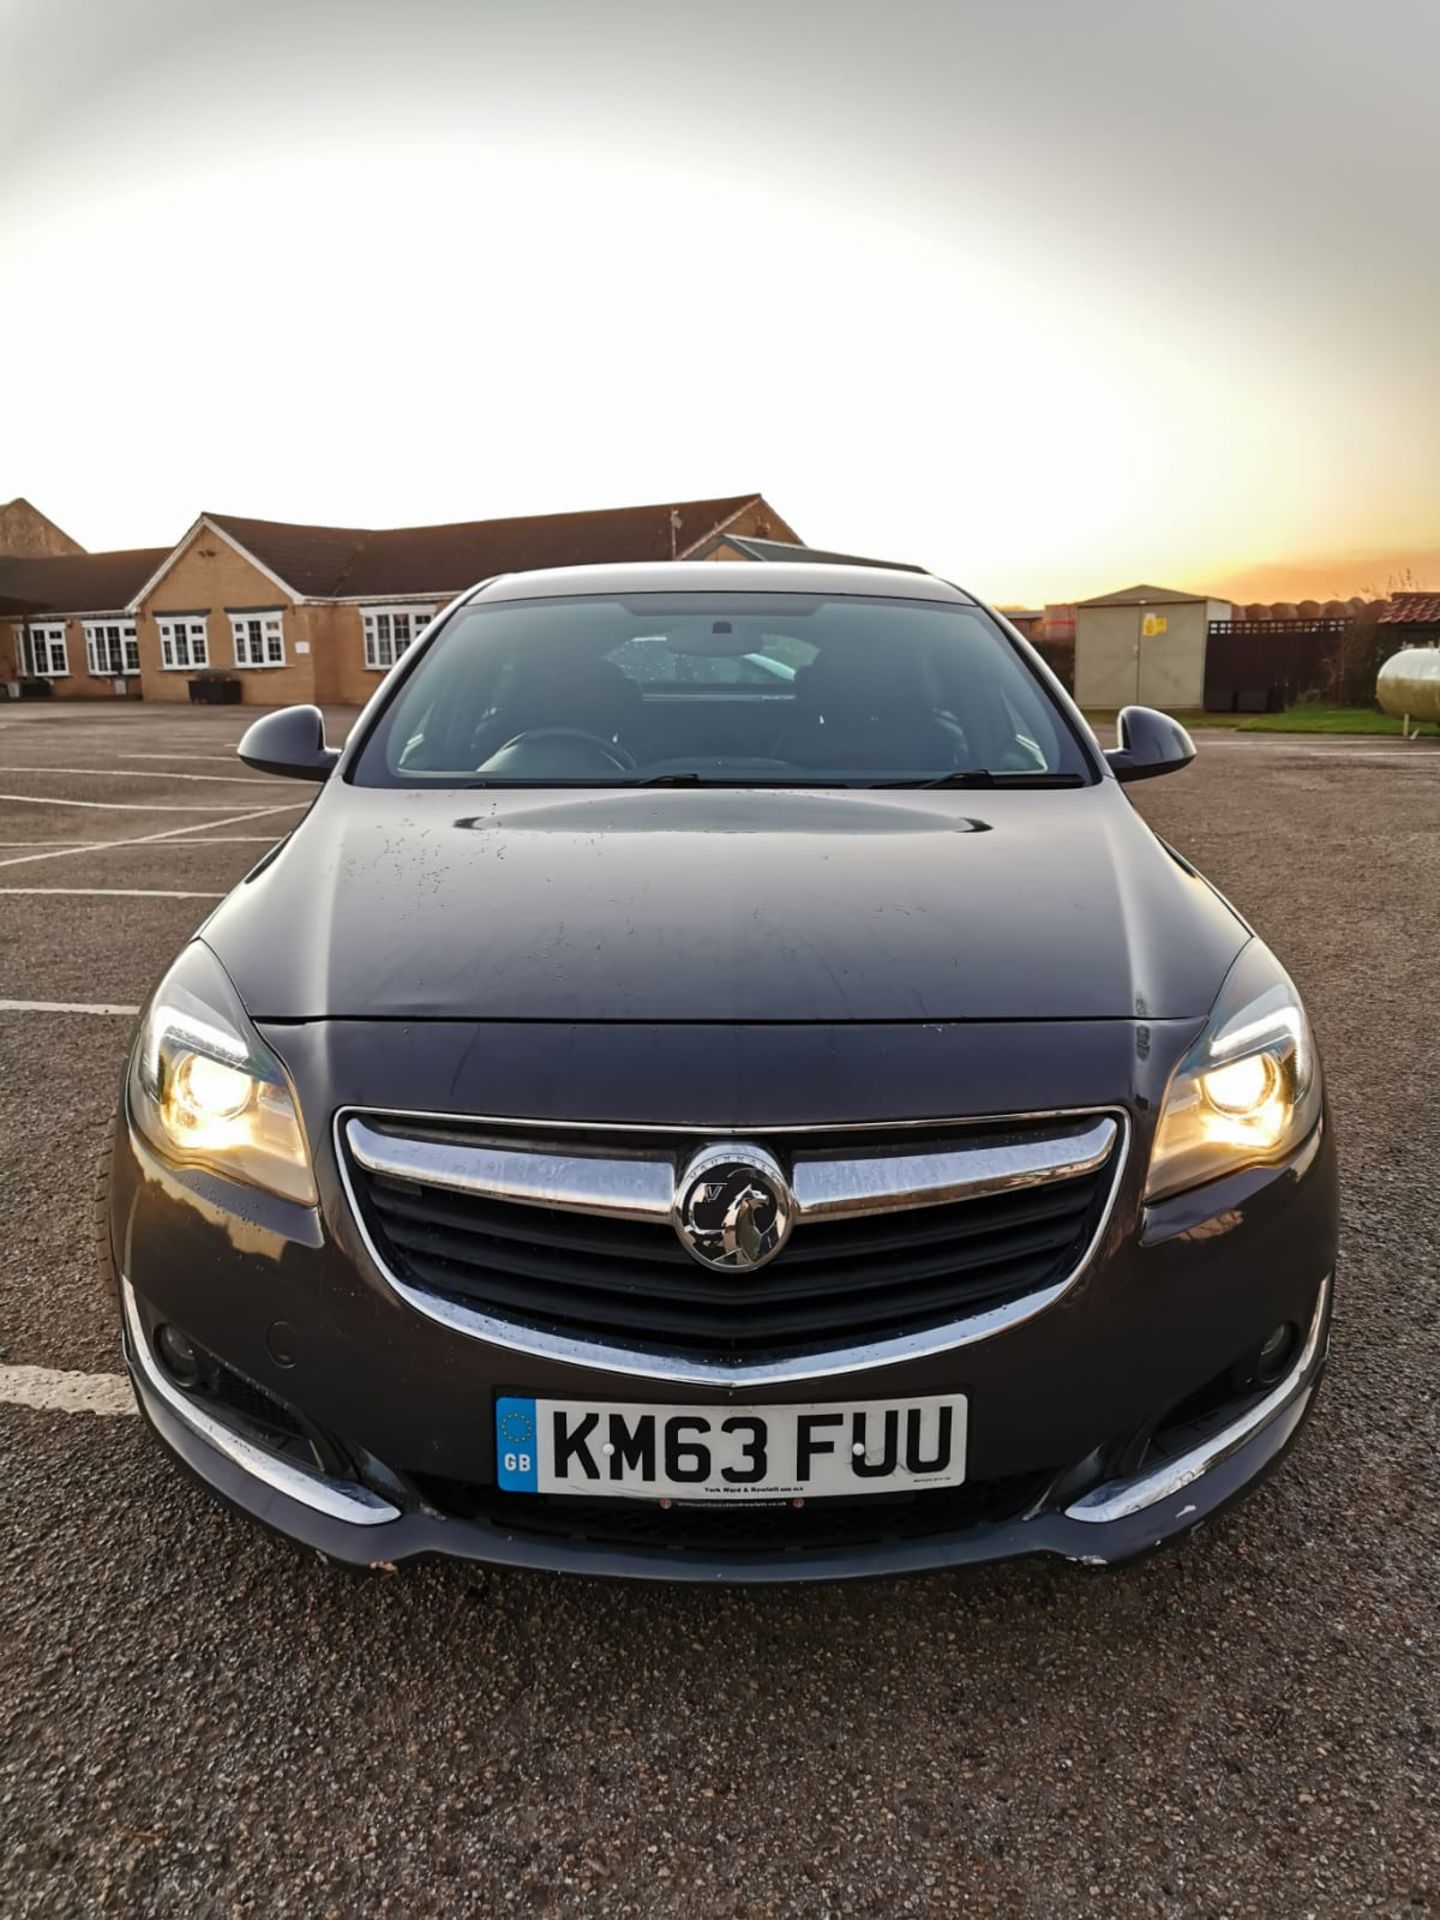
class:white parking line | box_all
[0,765,273,784]
[119,752,254,763]
[1198,736,1440,760]
[0,999,140,1014]
[0,793,269,812]
[0,887,224,899]
[0,802,307,871]
[0,836,281,848]
[1287,750,1440,764]
[0,1364,135,1417]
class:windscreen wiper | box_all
[629,772,829,787]
[870,769,1086,789]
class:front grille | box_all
[410,1473,1050,1556]
[344,1113,1121,1362]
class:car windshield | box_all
[350,591,1093,787]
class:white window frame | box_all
[157,616,210,671]
[362,604,437,671]
[229,609,286,669]
[84,619,140,678]
[21,622,69,678]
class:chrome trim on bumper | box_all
[1065,1273,1331,1525]
[346,1113,1119,1228]
[334,1106,1129,1387]
[121,1276,400,1527]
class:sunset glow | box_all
[1,0,1435,606]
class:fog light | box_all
[1255,1323,1295,1384]
[154,1322,202,1388]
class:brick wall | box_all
[135,531,311,705]
[0,500,84,559]
[6,616,143,701]
[307,603,359,706]
[322,601,460,705]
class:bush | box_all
[1032,640,1074,693]
[1320,608,1392,707]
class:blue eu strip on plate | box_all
[495,1396,540,1492]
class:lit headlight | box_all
[129,942,317,1206]
[1146,939,1321,1203]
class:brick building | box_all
[0,499,170,694]
[2,493,799,704]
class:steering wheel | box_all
[479,727,637,775]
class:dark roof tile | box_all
[208,496,766,600]
[204,514,370,597]
[0,548,170,616]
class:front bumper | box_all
[111,1014,1340,1583]
[122,1268,1331,1580]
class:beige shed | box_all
[1074,584,1232,712]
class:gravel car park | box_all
[1,702,1436,1914]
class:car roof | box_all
[469,560,977,605]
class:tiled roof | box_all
[1379,591,1440,625]
[207,496,772,600]
[204,515,369,597]
[0,548,171,616]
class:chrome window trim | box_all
[121,1275,400,1526]
[1065,1273,1330,1524]
[333,1105,1130,1388]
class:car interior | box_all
[362,596,1079,784]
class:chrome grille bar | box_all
[338,1105,1129,1384]
[790,1117,1118,1222]
[345,1113,1118,1224]
[346,1121,674,1223]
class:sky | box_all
[1,0,1436,607]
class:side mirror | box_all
[237,705,340,782]
[1105,705,1195,783]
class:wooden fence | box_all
[1203,619,1348,712]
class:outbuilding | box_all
[1377,591,1440,649]
[1074,583,1232,711]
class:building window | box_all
[362,605,436,671]
[230,611,286,669]
[157,616,209,670]
[84,620,140,677]
[20,623,69,677]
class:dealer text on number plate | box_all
[495,1393,968,1500]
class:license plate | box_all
[494,1393,967,1501]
